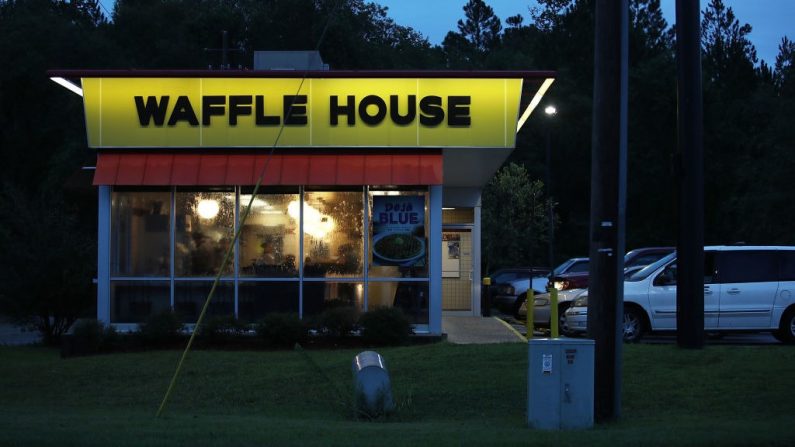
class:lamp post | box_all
[544,105,557,276]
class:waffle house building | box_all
[49,61,554,335]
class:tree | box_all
[443,0,502,68]
[774,37,795,97]
[0,186,95,345]
[481,163,551,272]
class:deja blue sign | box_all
[372,195,426,267]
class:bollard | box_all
[550,287,559,338]
[352,351,394,418]
[482,277,492,316]
[526,288,535,340]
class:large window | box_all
[109,186,431,326]
[239,188,300,278]
[175,188,235,277]
[111,189,171,277]
[303,189,364,278]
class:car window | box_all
[628,253,675,281]
[780,251,795,281]
[653,263,677,286]
[704,251,716,284]
[717,250,778,283]
[553,260,574,275]
[567,261,590,273]
[626,253,668,268]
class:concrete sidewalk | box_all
[442,316,526,344]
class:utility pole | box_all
[675,0,705,349]
[587,0,628,423]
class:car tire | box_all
[622,307,645,343]
[512,294,526,320]
[776,308,795,345]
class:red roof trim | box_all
[93,152,442,186]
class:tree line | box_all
[1,0,793,336]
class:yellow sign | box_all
[81,77,525,148]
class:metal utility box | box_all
[527,338,594,430]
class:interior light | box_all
[197,199,220,219]
[50,77,83,96]
[288,200,334,239]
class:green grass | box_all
[1,342,794,446]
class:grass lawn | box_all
[1,342,794,446]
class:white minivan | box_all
[564,246,795,343]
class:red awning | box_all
[93,152,442,186]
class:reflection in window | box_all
[368,281,429,324]
[303,282,364,317]
[303,191,363,278]
[175,189,235,277]
[174,281,234,323]
[239,191,299,277]
[238,282,299,323]
[111,190,170,277]
[110,281,170,323]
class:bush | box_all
[197,315,247,343]
[62,319,121,357]
[358,307,413,346]
[315,306,359,337]
[138,311,184,347]
[256,313,307,348]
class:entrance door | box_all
[442,229,472,312]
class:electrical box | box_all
[527,338,594,430]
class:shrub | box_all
[139,311,184,347]
[63,319,122,356]
[197,315,247,343]
[358,307,413,346]
[316,306,359,337]
[256,313,307,348]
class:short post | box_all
[526,288,535,340]
[550,287,559,338]
[482,277,492,317]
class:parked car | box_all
[516,288,588,336]
[563,246,795,344]
[491,258,587,318]
[548,247,674,292]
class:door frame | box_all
[442,223,480,316]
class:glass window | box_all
[111,189,171,277]
[717,250,778,283]
[653,263,677,286]
[175,189,235,277]
[303,190,364,278]
[238,281,300,323]
[303,281,365,317]
[368,281,429,325]
[238,188,300,278]
[110,281,170,323]
[369,190,429,278]
[780,250,795,281]
[174,281,234,323]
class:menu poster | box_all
[442,233,461,278]
[372,195,426,267]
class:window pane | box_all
[780,251,795,281]
[368,281,429,325]
[111,190,170,277]
[238,281,299,323]
[175,189,235,277]
[302,281,364,317]
[239,192,300,278]
[303,191,364,278]
[110,281,170,323]
[718,251,778,283]
[174,281,234,323]
[369,191,429,278]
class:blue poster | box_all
[372,195,426,266]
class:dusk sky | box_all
[378,0,793,66]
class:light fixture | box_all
[49,77,83,96]
[516,77,555,133]
[544,105,557,116]
[288,200,334,239]
[197,199,220,219]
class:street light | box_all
[545,105,559,336]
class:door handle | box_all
[727,288,741,295]
[704,287,712,295]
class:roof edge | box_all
[47,69,557,79]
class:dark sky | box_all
[379,0,793,66]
